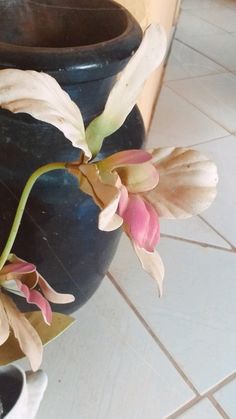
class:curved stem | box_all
[0,162,66,270]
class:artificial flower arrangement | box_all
[0,24,218,371]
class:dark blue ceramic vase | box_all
[0,0,145,312]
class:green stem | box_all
[0,162,66,270]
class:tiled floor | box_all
[21,1,236,418]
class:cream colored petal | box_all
[1,293,43,371]
[0,312,74,368]
[0,69,91,158]
[98,196,123,231]
[86,24,167,155]
[0,296,10,345]
[133,244,164,297]
[144,147,218,218]
[78,164,123,231]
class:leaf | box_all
[0,69,91,158]
[144,147,219,218]
[0,311,75,369]
[86,24,167,155]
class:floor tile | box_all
[214,379,236,418]
[110,235,236,393]
[164,40,225,81]
[178,33,236,71]
[181,0,219,9]
[189,5,236,32]
[17,277,194,419]
[194,135,236,247]
[177,399,222,418]
[167,73,236,132]
[182,0,236,11]
[160,216,231,249]
[147,87,227,148]
[175,11,225,42]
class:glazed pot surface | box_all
[0,0,145,312]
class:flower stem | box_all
[0,162,66,270]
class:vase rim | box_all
[0,0,142,82]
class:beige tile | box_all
[177,399,222,418]
[160,216,231,249]
[176,11,225,42]
[179,33,236,71]
[18,277,194,419]
[190,6,236,32]
[148,87,227,148]
[110,235,236,392]
[164,40,225,81]
[167,73,236,132]
[194,136,236,247]
[214,379,236,418]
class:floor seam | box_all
[166,83,234,135]
[174,37,232,73]
[186,9,235,36]
[199,216,235,249]
[208,395,230,419]
[160,233,235,254]
[107,271,199,397]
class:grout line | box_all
[164,69,229,84]
[107,271,200,397]
[204,371,236,398]
[166,82,234,135]
[185,9,235,36]
[199,216,235,249]
[208,395,230,419]
[160,233,235,254]
[164,371,236,418]
[166,396,202,419]
[189,133,232,147]
[174,38,231,73]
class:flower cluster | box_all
[0,24,218,369]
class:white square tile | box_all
[177,399,222,418]
[179,33,236,71]
[148,87,227,148]
[164,40,225,82]
[167,73,236,133]
[160,216,231,249]
[214,379,236,418]
[110,235,236,393]
[176,11,225,42]
[194,135,236,247]
[19,277,194,419]
[190,5,236,32]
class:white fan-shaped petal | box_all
[0,69,91,158]
[145,147,218,218]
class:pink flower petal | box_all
[101,150,153,169]
[37,275,75,304]
[121,195,160,252]
[0,262,36,279]
[17,281,52,325]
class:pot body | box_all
[0,0,145,312]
